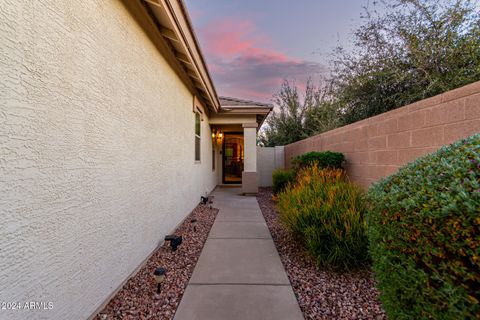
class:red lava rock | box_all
[257,187,386,320]
[94,204,218,320]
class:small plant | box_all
[277,165,369,269]
[367,134,480,319]
[272,168,296,194]
[292,151,345,171]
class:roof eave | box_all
[220,106,272,114]
[142,0,220,112]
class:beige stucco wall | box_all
[0,1,216,319]
[243,126,257,172]
[257,146,285,187]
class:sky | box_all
[184,0,371,102]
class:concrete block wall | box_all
[285,81,480,188]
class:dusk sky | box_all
[184,0,371,102]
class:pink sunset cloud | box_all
[197,18,326,101]
[201,20,259,57]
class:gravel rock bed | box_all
[257,188,386,320]
[94,204,218,320]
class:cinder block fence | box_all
[285,81,480,188]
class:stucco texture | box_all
[257,146,285,187]
[0,1,216,319]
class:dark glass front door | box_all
[222,133,244,184]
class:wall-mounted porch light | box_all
[211,128,224,144]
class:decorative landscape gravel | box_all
[257,187,386,320]
[94,204,218,320]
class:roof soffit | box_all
[142,0,219,112]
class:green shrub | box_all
[272,168,296,194]
[277,165,369,269]
[367,134,480,319]
[292,151,345,170]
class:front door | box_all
[222,133,244,184]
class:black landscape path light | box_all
[153,267,166,296]
[208,195,214,209]
[191,218,198,232]
[164,235,182,251]
[201,194,214,208]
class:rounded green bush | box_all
[292,151,345,170]
[277,166,369,269]
[367,134,480,319]
[272,168,296,194]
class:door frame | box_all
[222,132,244,184]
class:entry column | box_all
[242,122,258,194]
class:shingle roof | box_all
[219,96,273,108]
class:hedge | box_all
[291,151,344,170]
[367,134,480,319]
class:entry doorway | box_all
[222,133,244,184]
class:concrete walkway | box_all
[174,187,303,320]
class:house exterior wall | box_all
[285,81,480,188]
[242,124,258,193]
[243,126,258,172]
[0,1,216,320]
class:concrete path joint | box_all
[174,187,304,320]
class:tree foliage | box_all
[261,0,480,146]
[335,0,480,124]
[259,80,308,147]
[259,79,339,146]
